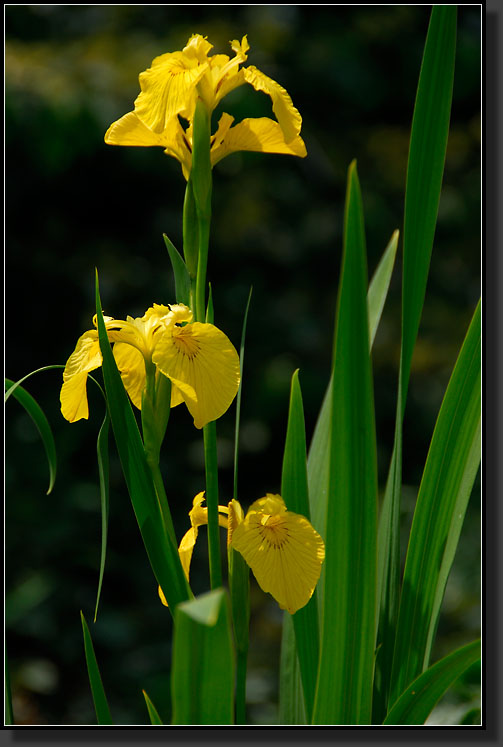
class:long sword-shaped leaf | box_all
[94,411,110,622]
[388,300,481,707]
[95,274,190,612]
[5,376,58,495]
[80,611,113,725]
[307,228,399,543]
[312,161,378,725]
[143,690,164,725]
[374,6,457,721]
[281,370,319,723]
[171,589,235,725]
[383,639,480,726]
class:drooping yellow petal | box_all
[152,321,240,429]
[231,494,325,615]
[60,331,102,422]
[105,111,192,178]
[211,116,307,167]
[242,66,303,144]
[158,490,229,607]
[112,341,146,410]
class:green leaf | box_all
[389,301,481,706]
[279,613,307,725]
[383,639,480,725]
[95,273,190,612]
[374,6,457,721]
[80,611,113,725]
[367,229,399,348]
[307,226,399,544]
[281,369,319,723]
[164,234,191,307]
[312,161,378,725]
[143,690,164,725]
[94,411,110,622]
[233,286,253,502]
[5,375,59,495]
[171,589,235,725]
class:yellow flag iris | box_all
[105,33,306,178]
[159,492,324,615]
[60,303,240,429]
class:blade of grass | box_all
[312,161,378,725]
[233,286,253,502]
[80,611,113,725]
[388,301,481,707]
[281,369,319,723]
[164,233,191,307]
[143,690,164,725]
[171,589,235,725]
[5,376,58,495]
[95,273,191,612]
[374,6,457,722]
[94,410,110,622]
[383,639,480,725]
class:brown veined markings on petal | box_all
[172,326,201,360]
[258,514,290,549]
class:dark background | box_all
[5,4,481,726]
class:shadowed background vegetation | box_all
[6,5,481,725]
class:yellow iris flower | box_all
[160,492,325,615]
[104,33,306,178]
[60,303,240,430]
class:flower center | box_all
[173,326,200,360]
[259,514,289,548]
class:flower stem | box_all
[203,420,222,588]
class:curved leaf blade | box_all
[389,300,481,705]
[95,273,190,612]
[143,690,164,725]
[80,611,113,725]
[383,639,480,726]
[5,377,57,495]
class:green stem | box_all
[195,216,211,323]
[203,420,222,588]
[235,647,248,724]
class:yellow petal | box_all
[242,65,303,144]
[105,111,192,177]
[211,116,307,166]
[105,111,170,147]
[112,342,146,410]
[231,494,325,614]
[60,331,102,422]
[152,322,240,429]
[134,50,208,132]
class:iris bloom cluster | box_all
[60,302,240,430]
[104,33,307,178]
[160,492,325,615]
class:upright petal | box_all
[231,494,325,614]
[242,65,303,144]
[152,321,240,429]
[134,50,208,132]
